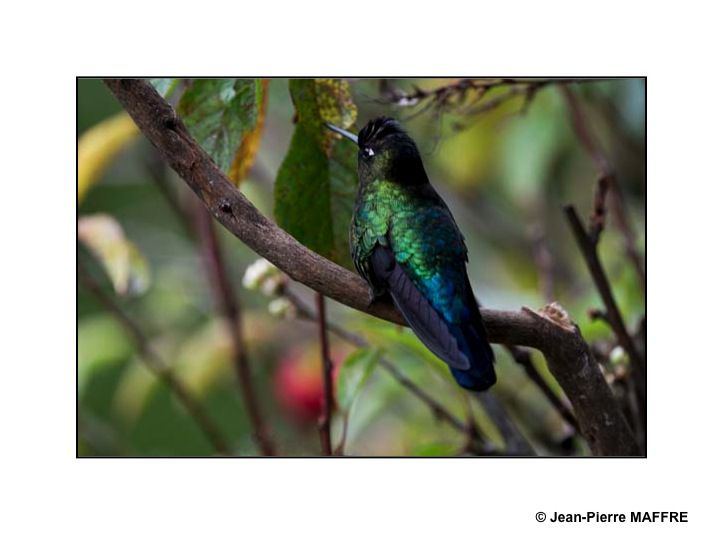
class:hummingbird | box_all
[326,117,496,391]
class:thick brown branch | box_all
[78,262,231,455]
[561,86,646,451]
[194,204,276,456]
[564,206,646,450]
[104,78,639,456]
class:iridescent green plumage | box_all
[332,117,496,391]
[352,180,468,323]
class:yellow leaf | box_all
[78,112,138,203]
[316,78,357,129]
[227,79,269,186]
[78,214,151,296]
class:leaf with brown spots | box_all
[178,79,266,185]
[274,79,358,268]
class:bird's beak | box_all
[325,122,359,145]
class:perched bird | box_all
[326,117,496,391]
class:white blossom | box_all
[242,258,278,291]
[268,298,295,319]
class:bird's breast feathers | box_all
[352,183,469,322]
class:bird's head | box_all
[326,116,428,186]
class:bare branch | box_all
[561,85,646,451]
[505,345,579,432]
[194,203,277,456]
[564,205,646,451]
[144,151,195,238]
[377,78,611,124]
[283,289,499,455]
[564,206,645,374]
[145,154,277,455]
[104,79,639,456]
[561,84,645,287]
[473,392,535,455]
[78,261,231,455]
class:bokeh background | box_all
[77,78,645,456]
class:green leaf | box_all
[175,318,234,395]
[498,89,569,203]
[78,214,151,296]
[365,322,458,385]
[411,441,458,456]
[78,314,133,395]
[149,78,179,99]
[178,79,265,178]
[336,348,379,412]
[227,80,268,185]
[274,79,358,267]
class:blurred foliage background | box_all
[77,78,645,456]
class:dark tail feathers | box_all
[449,314,496,391]
[370,246,496,392]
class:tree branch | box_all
[315,293,334,455]
[561,84,645,287]
[283,289,499,455]
[564,206,646,451]
[194,203,276,456]
[505,345,579,432]
[473,392,535,455]
[78,261,231,455]
[564,207,645,378]
[145,153,277,455]
[104,78,639,456]
[379,78,605,108]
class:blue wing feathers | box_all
[370,246,496,390]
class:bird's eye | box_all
[362,147,375,158]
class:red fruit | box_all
[275,348,324,423]
[273,344,350,424]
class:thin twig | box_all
[105,79,639,456]
[478,280,577,439]
[377,78,610,125]
[504,345,579,432]
[379,78,605,108]
[589,175,610,244]
[291,290,537,456]
[145,152,276,455]
[144,151,194,238]
[474,392,535,455]
[561,85,645,452]
[315,293,334,455]
[78,261,231,455]
[283,289,494,453]
[564,205,646,450]
[530,224,555,305]
[561,84,645,287]
[564,206,645,374]
[480,234,575,447]
[194,203,276,456]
